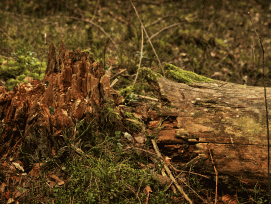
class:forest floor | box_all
[0,0,271,203]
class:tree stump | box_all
[0,41,123,165]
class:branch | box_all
[146,15,182,28]
[133,25,144,88]
[149,23,181,40]
[70,16,118,50]
[129,0,165,76]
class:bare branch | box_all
[70,16,118,50]
[149,23,181,40]
[133,25,144,88]
[129,0,164,76]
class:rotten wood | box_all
[0,41,124,163]
[156,76,271,185]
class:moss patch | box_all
[139,67,162,82]
[164,63,213,84]
[119,67,162,99]
[236,116,264,136]
[0,51,46,90]
[228,115,264,138]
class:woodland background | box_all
[1,0,271,90]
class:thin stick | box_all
[91,0,100,22]
[146,15,181,28]
[133,94,158,101]
[248,12,270,200]
[111,69,126,79]
[149,23,181,40]
[151,139,193,204]
[41,33,47,77]
[122,179,142,204]
[133,25,144,88]
[129,0,165,76]
[103,38,110,69]
[70,16,118,49]
[208,148,218,204]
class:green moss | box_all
[118,67,162,99]
[124,111,134,118]
[215,38,228,49]
[54,154,156,203]
[138,67,162,82]
[17,74,26,81]
[119,85,134,98]
[102,100,120,121]
[235,116,264,136]
[1,51,46,90]
[164,63,213,84]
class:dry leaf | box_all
[12,162,24,172]
[143,185,152,195]
[222,194,238,204]
[50,174,65,186]
[0,183,8,193]
[164,156,171,166]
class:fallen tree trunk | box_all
[156,76,270,185]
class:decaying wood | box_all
[0,41,124,163]
[156,76,271,185]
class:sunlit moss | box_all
[164,63,213,84]
[1,51,46,90]
[138,67,162,82]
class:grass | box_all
[16,129,190,203]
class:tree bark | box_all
[157,76,270,185]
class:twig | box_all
[133,94,158,101]
[214,53,229,68]
[0,54,12,59]
[180,155,205,169]
[248,11,270,200]
[69,196,74,204]
[91,0,100,22]
[169,166,210,179]
[149,23,181,40]
[133,25,144,88]
[146,15,182,28]
[110,78,118,87]
[179,178,208,203]
[0,27,14,40]
[151,139,193,204]
[41,33,47,77]
[137,179,143,200]
[122,146,157,156]
[70,16,118,49]
[111,69,126,79]
[208,148,218,204]
[129,0,164,76]
[122,178,142,204]
[103,38,110,69]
